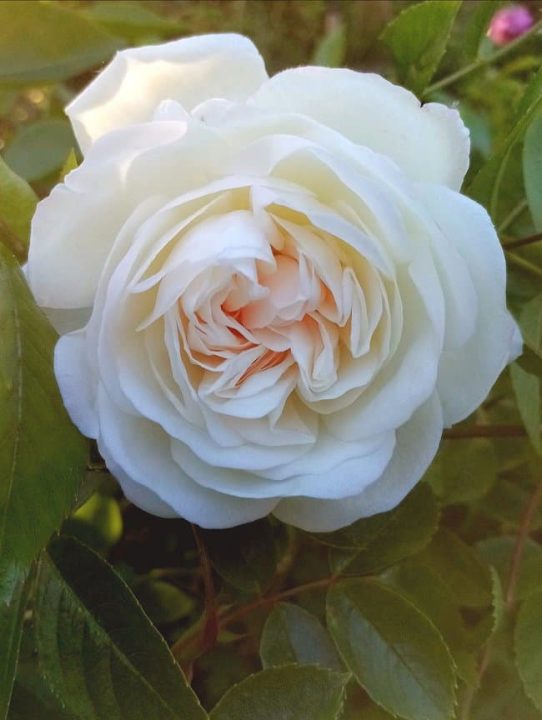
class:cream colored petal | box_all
[274,393,442,531]
[249,67,470,190]
[67,34,268,152]
[97,388,278,527]
[418,183,521,425]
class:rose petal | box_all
[418,184,521,425]
[67,34,268,152]
[54,330,99,439]
[97,388,279,527]
[273,393,442,531]
[249,67,470,190]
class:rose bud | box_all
[488,4,534,46]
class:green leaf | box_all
[520,293,542,363]
[381,0,461,95]
[515,590,542,712]
[322,484,439,575]
[4,120,76,183]
[413,528,493,607]
[511,363,541,454]
[469,65,542,217]
[35,536,207,720]
[489,566,505,638]
[327,579,456,720]
[64,492,123,553]
[313,483,438,550]
[58,149,79,182]
[134,579,194,626]
[0,244,87,569]
[387,560,477,684]
[0,156,37,259]
[0,565,28,720]
[260,603,343,671]
[510,294,542,452]
[311,20,347,68]
[209,665,349,720]
[83,1,183,42]
[0,0,121,87]
[523,111,542,231]
[482,479,542,530]
[460,1,500,62]
[517,346,542,377]
[7,621,79,720]
[426,439,497,505]
[7,682,78,720]
[202,519,287,594]
[477,536,542,602]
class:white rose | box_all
[28,34,520,531]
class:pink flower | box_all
[488,5,534,46]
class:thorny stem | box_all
[503,231,542,250]
[219,576,338,627]
[171,575,337,662]
[191,524,218,651]
[443,425,526,439]
[172,526,219,675]
[505,481,542,610]
[425,18,542,96]
[459,641,493,720]
[460,482,542,719]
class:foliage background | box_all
[1,1,542,719]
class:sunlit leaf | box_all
[0,156,37,259]
[4,120,76,183]
[381,0,461,95]
[0,0,121,87]
[0,244,87,570]
[312,20,346,68]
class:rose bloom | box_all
[488,5,534,46]
[27,35,520,531]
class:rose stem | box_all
[505,480,542,610]
[171,575,337,663]
[442,425,526,439]
[460,481,542,719]
[218,575,338,628]
[176,525,219,677]
[503,231,542,250]
[425,18,542,96]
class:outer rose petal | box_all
[27,119,224,310]
[249,67,470,191]
[54,330,98,439]
[97,388,279,528]
[67,34,268,152]
[417,184,522,425]
[273,393,443,531]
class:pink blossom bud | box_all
[488,5,534,46]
